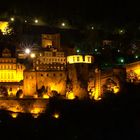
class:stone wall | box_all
[23,71,66,96]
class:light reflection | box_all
[66,91,75,100]
[10,112,18,118]
[53,112,60,119]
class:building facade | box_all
[0,48,25,96]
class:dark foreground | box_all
[0,84,140,140]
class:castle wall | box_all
[23,71,66,96]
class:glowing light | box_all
[67,55,93,64]
[34,19,38,23]
[113,86,119,94]
[117,49,120,52]
[34,94,38,98]
[30,108,42,114]
[135,55,138,59]
[53,112,60,119]
[134,69,140,75]
[30,53,36,58]
[119,29,124,34]
[91,26,94,30]
[19,94,24,98]
[10,17,14,22]
[11,112,18,118]
[120,59,124,63]
[66,91,75,100]
[25,20,27,23]
[61,22,66,27]
[76,49,80,53]
[0,21,12,35]
[95,49,98,52]
[43,94,49,99]
[32,114,39,118]
[25,48,31,54]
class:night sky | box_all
[0,0,140,23]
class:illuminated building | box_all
[42,34,60,50]
[0,48,25,96]
[23,71,66,96]
[125,61,140,82]
[23,36,66,96]
[0,21,11,35]
[35,49,66,71]
[67,55,93,64]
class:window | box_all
[73,57,75,62]
[53,73,56,76]
[60,73,62,76]
[47,74,49,77]
[77,57,79,61]
[88,57,91,62]
[41,74,43,76]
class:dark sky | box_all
[0,0,140,23]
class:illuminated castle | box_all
[0,47,25,96]
[0,32,139,100]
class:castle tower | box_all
[94,68,101,100]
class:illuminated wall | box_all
[125,61,140,81]
[0,21,12,35]
[0,48,25,96]
[0,48,25,82]
[67,55,93,64]
[23,71,66,96]
[0,59,25,82]
[42,34,60,49]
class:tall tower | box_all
[94,68,101,100]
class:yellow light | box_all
[113,86,119,94]
[67,55,93,64]
[34,94,38,98]
[134,69,140,75]
[30,108,42,114]
[32,114,39,118]
[0,21,11,35]
[19,94,24,98]
[30,53,36,58]
[11,112,18,118]
[53,112,60,119]
[43,94,49,99]
[66,91,75,100]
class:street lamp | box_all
[10,17,15,22]
[34,19,38,23]
[61,22,66,27]
[25,48,31,54]
[91,26,94,30]
[30,53,38,93]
